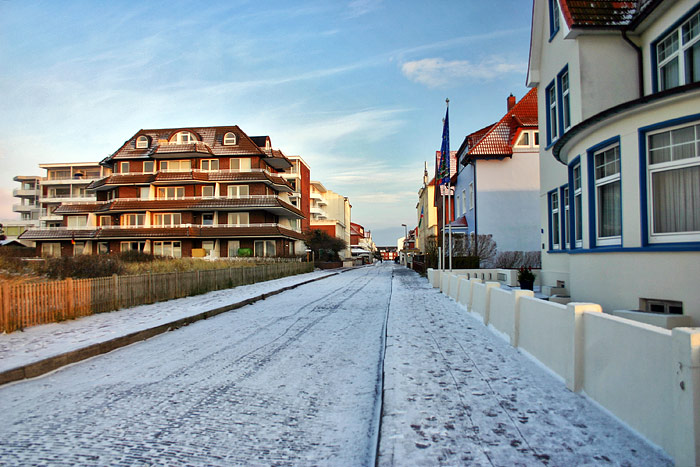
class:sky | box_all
[0,0,533,246]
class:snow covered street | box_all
[0,263,671,465]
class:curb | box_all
[0,272,340,387]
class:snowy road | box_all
[0,264,671,466]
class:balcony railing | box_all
[28,223,301,233]
[12,204,40,213]
[58,194,294,204]
[12,188,40,197]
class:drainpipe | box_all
[622,29,644,98]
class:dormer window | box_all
[171,131,197,144]
[136,135,149,149]
[223,132,237,145]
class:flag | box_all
[438,105,450,186]
[418,206,424,227]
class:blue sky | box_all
[0,0,533,246]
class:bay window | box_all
[647,122,700,242]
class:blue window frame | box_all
[557,66,571,133]
[560,184,570,249]
[548,188,560,250]
[546,80,558,146]
[587,136,622,248]
[651,3,700,92]
[639,114,700,247]
[567,156,582,249]
[549,0,560,39]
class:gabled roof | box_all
[463,88,538,159]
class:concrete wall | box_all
[428,267,700,464]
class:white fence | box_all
[428,268,700,466]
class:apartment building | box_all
[20,126,305,258]
[12,175,41,226]
[309,181,352,259]
[281,155,311,237]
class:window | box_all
[120,162,130,173]
[254,240,276,257]
[572,162,583,247]
[202,185,214,198]
[228,240,241,257]
[563,186,570,247]
[560,70,571,131]
[647,122,700,242]
[120,241,146,252]
[202,241,215,254]
[157,187,185,199]
[227,185,249,197]
[228,212,249,225]
[230,158,251,171]
[516,131,530,146]
[139,187,150,199]
[549,0,560,38]
[41,243,61,258]
[223,132,237,145]
[160,160,191,172]
[462,189,467,215]
[550,191,560,249]
[99,215,112,226]
[656,10,700,91]
[202,213,214,225]
[153,241,182,257]
[153,213,181,226]
[73,242,86,256]
[592,144,621,245]
[121,214,145,226]
[67,216,87,227]
[546,82,558,144]
[468,182,474,210]
[143,161,154,173]
[136,136,149,149]
[97,242,109,254]
[201,159,219,171]
[171,131,196,144]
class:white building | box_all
[309,181,352,259]
[528,0,700,322]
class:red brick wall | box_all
[119,186,138,198]
[300,163,311,232]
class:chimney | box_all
[507,94,516,111]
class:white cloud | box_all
[401,57,526,88]
[346,0,381,18]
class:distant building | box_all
[452,89,540,256]
[415,163,438,254]
[309,181,352,259]
[20,126,305,258]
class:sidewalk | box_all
[379,266,673,466]
[0,270,337,385]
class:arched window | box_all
[136,135,149,149]
[223,132,237,145]
[171,131,197,144]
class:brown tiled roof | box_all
[466,88,538,157]
[560,0,658,29]
[106,126,267,162]
[54,203,110,214]
[88,170,293,191]
[106,197,304,217]
[19,229,100,240]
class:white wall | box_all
[476,151,540,252]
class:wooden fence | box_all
[0,262,314,333]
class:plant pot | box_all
[519,279,534,291]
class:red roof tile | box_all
[466,88,538,157]
[560,0,657,29]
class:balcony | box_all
[310,207,327,219]
[12,203,40,213]
[13,188,40,197]
[42,194,97,204]
[310,193,323,201]
[40,177,102,186]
